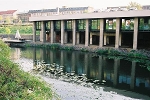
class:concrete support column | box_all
[90,34,92,45]
[33,21,36,42]
[104,35,106,45]
[113,59,120,87]
[119,33,122,46]
[72,19,76,45]
[41,21,46,43]
[61,20,65,45]
[100,19,104,47]
[133,18,138,50]
[115,18,120,48]
[130,61,136,90]
[85,19,89,46]
[64,32,67,43]
[77,32,80,44]
[51,21,54,43]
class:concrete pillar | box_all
[119,33,122,46]
[64,32,67,43]
[33,21,36,42]
[41,21,46,43]
[61,20,65,45]
[133,18,138,50]
[85,19,89,46]
[130,61,136,90]
[113,59,120,87]
[100,19,104,47]
[51,21,54,43]
[115,18,120,48]
[106,36,109,44]
[104,35,106,45]
[90,33,92,45]
[72,19,76,45]
[77,32,80,44]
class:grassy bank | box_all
[0,40,58,100]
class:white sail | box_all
[15,30,21,39]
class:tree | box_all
[5,16,11,24]
[5,27,11,38]
[0,15,3,23]
[127,1,142,10]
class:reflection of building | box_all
[0,10,18,24]
[29,6,94,17]
[11,48,21,59]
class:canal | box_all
[10,47,150,100]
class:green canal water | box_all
[10,47,150,99]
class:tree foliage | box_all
[127,1,142,10]
[5,27,11,34]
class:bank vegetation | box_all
[0,40,59,100]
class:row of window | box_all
[36,18,150,31]
[31,11,85,17]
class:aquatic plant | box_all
[49,44,60,49]
[81,48,89,52]
[61,45,75,51]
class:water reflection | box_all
[11,47,150,96]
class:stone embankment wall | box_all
[0,34,40,41]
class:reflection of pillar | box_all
[130,61,136,90]
[85,19,89,46]
[115,18,120,48]
[51,21,54,43]
[104,35,106,45]
[100,19,104,47]
[113,59,120,87]
[84,53,88,75]
[72,19,76,45]
[33,21,36,42]
[60,51,64,66]
[43,48,46,61]
[41,21,46,43]
[133,18,138,50]
[40,48,44,60]
[33,47,36,66]
[61,20,65,45]
[50,51,54,63]
[98,56,103,82]
[71,52,76,71]
[33,47,36,62]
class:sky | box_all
[0,0,150,12]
